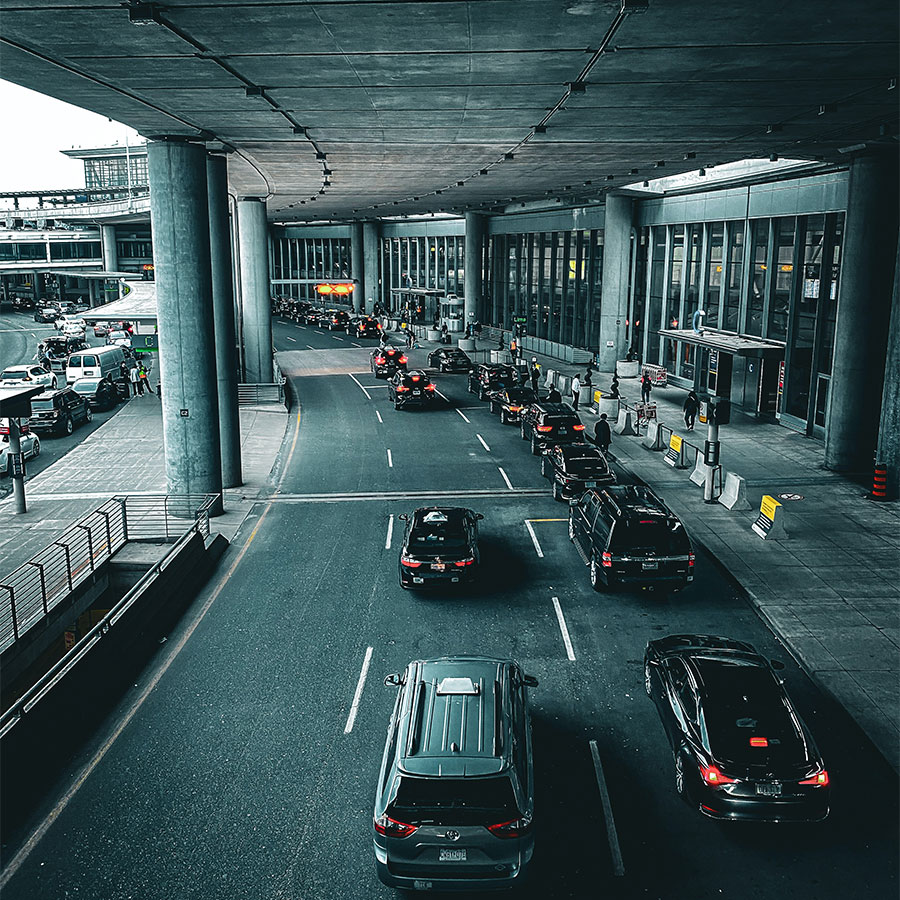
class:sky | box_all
[0,80,144,193]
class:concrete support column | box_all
[101,224,117,272]
[207,154,242,487]
[875,235,900,497]
[598,194,634,373]
[825,153,899,471]
[362,221,380,314]
[87,279,98,307]
[237,198,273,383]
[350,222,364,313]
[147,139,223,504]
[464,212,485,328]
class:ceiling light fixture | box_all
[698,168,706,176]
[292,126,306,135]
[567,81,587,93]
[683,152,696,160]
[505,152,515,160]
[533,125,547,134]
[480,168,489,175]
[316,151,327,160]
[766,124,782,134]
[769,153,778,162]
[128,3,162,24]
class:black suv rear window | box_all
[566,456,608,475]
[542,415,579,427]
[391,776,518,826]
[609,519,690,555]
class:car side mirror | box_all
[770,659,786,670]
[384,673,402,687]
[568,498,580,507]
[475,513,484,520]
[398,514,408,522]
[522,674,539,688]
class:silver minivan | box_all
[373,656,537,892]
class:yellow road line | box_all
[526,518,568,523]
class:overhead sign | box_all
[315,282,355,296]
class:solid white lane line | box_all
[385,514,394,549]
[455,409,471,423]
[286,336,297,342]
[306,345,317,350]
[348,373,372,399]
[331,334,343,341]
[344,646,374,734]
[387,449,393,468]
[551,596,576,661]
[351,342,362,348]
[376,410,383,423]
[524,520,544,558]
[590,740,625,876]
[498,467,513,490]
[476,434,491,452]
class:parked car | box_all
[427,346,472,373]
[388,370,437,410]
[519,401,585,455]
[107,330,132,348]
[11,296,36,310]
[541,442,615,500]
[568,484,694,593]
[1,364,57,390]
[350,316,381,338]
[55,314,86,333]
[33,306,59,323]
[371,346,408,379]
[488,386,537,424]
[644,634,830,822]
[467,363,518,400]
[374,656,537,890]
[321,309,350,330]
[398,507,482,589]
[70,376,120,411]
[92,321,111,337]
[0,421,41,475]
[28,387,92,435]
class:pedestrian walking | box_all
[509,336,518,360]
[683,389,700,431]
[129,364,141,397]
[640,373,652,404]
[593,413,612,455]
[529,358,540,393]
[571,373,581,411]
[547,385,562,404]
[138,365,150,395]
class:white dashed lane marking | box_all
[376,410,383,423]
[475,434,491,452]
[524,520,544,558]
[385,514,394,549]
[456,409,471,423]
[590,740,625,876]
[551,596,575,661]
[498,467,513,490]
[344,646,373,734]
[387,449,393,468]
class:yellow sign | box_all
[568,259,586,280]
[760,495,781,521]
[669,434,682,452]
[593,390,601,403]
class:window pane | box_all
[706,223,724,329]
[723,221,744,333]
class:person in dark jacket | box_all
[593,413,612,455]
[640,373,652,404]
[683,389,700,431]
[547,385,562,403]
[529,358,540,393]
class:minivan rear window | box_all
[391,776,518,826]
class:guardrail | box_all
[615,397,705,461]
[0,493,218,654]
[237,383,283,405]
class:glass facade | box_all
[84,153,148,190]
[270,236,352,301]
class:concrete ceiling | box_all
[1,1,897,222]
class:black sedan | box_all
[350,316,382,338]
[387,370,437,410]
[540,442,615,500]
[71,376,120,411]
[33,307,59,323]
[644,634,830,823]
[398,507,483,589]
[321,309,350,330]
[370,346,408,378]
[427,346,472,372]
[488,386,537,424]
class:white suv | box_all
[0,364,57,390]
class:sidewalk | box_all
[0,394,290,576]
[413,330,900,773]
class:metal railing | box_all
[238,383,284,405]
[0,493,218,654]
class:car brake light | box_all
[573,424,585,431]
[424,383,435,391]
[375,356,385,364]
[376,323,382,329]
[396,385,409,392]
[453,557,475,567]
[700,763,737,786]
[374,814,418,838]
[508,405,521,412]
[749,737,769,748]
[399,355,408,364]
[799,770,829,787]
[486,815,532,839]
[411,375,420,382]
[688,552,695,568]
[536,425,553,433]
[400,555,422,568]
[601,551,612,567]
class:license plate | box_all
[756,782,782,796]
[413,390,421,395]
[439,849,467,862]
[585,481,597,488]
[558,427,567,435]
[432,563,446,571]
[642,560,658,570]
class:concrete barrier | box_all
[596,396,619,419]
[426,328,441,342]
[662,433,688,468]
[458,338,476,351]
[751,494,787,540]
[614,408,637,436]
[642,419,664,450]
[689,450,712,486]
[616,360,640,378]
[557,374,571,397]
[545,368,556,388]
[718,472,752,510]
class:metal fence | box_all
[0,494,217,654]
[238,383,284,405]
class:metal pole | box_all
[704,419,720,503]
[9,418,26,514]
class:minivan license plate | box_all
[439,849,467,862]
[756,782,782,796]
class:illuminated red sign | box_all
[315,282,355,295]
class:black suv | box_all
[398,507,482,588]
[388,370,437,410]
[371,346,408,378]
[568,485,694,593]
[350,316,381,338]
[467,363,518,400]
[427,346,472,373]
[488,386,537,425]
[321,309,350,330]
[28,387,92,435]
[541,442,615,500]
[519,402,584,455]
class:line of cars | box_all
[275,299,384,338]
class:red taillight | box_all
[601,551,613,567]
[486,816,532,839]
[453,557,475,567]
[573,424,585,431]
[749,737,769,748]
[400,555,422,568]
[376,323,382,329]
[536,425,553,433]
[700,763,737,786]
[799,770,829,787]
[411,375,420,382]
[396,385,409,392]
[374,814,418,838]
[399,355,408,364]
[424,383,435,391]
[375,356,385,364]
[688,552,695,568]
[508,405,521,412]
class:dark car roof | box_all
[558,442,605,459]
[533,402,577,416]
[398,370,431,382]
[503,387,535,399]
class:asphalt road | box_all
[0,316,896,899]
